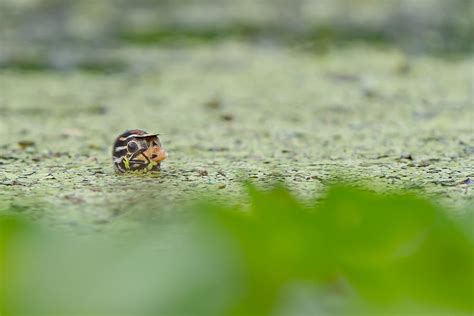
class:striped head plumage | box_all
[112,129,167,173]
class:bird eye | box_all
[127,141,138,152]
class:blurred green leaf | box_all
[0,183,473,315]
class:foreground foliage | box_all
[0,184,472,315]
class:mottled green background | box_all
[0,0,473,231]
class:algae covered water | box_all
[0,1,473,315]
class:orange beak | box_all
[149,146,167,162]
